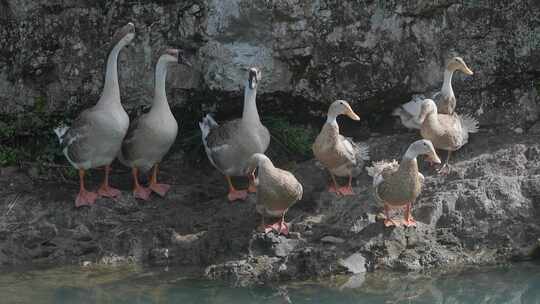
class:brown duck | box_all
[393,56,474,129]
[246,153,303,235]
[418,99,479,174]
[313,100,369,196]
[366,139,441,227]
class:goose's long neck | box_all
[242,82,260,123]
[100,44,123,103]
[441,68,455,98]
[152,59,170,109]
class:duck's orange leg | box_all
[383,204,400,227]
[402,202,417,227]
[98,165,121,199]
[277,213,289,236]
[257,215,273,233]
[437,151,452,175]
[148,164,170,197]
[328,173,341,194]
[226,175,248,202]
[258,213,289,236]
[132,168,151,200]
[338,175,355,196]
[247,171,257,193]
[75,169,98,207]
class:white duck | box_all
[199,68,270,202]
[119,49,190,200]
[393,57,474,129]
[54,23,135,207]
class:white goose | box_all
[199,68,270,202]
[54,23,135,207]
[119,49,190,200]
[393,57,474,129]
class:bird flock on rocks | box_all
[54,23,479,235]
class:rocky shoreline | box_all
[1,129,539,286]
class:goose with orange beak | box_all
[313,100,369,196]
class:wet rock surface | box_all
[1,130,539,285]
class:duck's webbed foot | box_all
[338,186,355,196]
[402,218,417,227]
[75,189,98,207]
[383,204,400,227]
[328,184,340,194]
[133,186,151,201]
[258,215,289,236]
[225,175,248,202]
[149,183,171,197]
[98,184,122,199]
[384,218,401,227]
[227,189,248,202]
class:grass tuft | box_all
[263,116,316,161]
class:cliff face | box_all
[1,0,539,128]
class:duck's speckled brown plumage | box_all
[255,158,303,217]
[376,158,422,207]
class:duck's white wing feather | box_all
[392,95,425,130]
[366,160,399,187]
[457,113,479,147]
[335,136,370,177]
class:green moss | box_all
[0,109,64,167]
[0,146,21,167]
[263,116,316,160]
[34,96,47,113]
[0,123,15,139]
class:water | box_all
[1,262,539,304]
